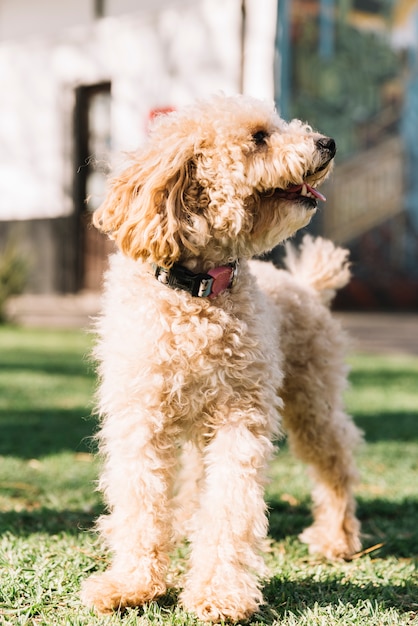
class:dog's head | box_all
[94,94,335,268]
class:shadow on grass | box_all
[347,359,418,443]
[73,564,418,626]
[0,338,97,457]
[0,408,98,458]
[354,411,418,442]
[4,492,417,562]
[267,496,418,558]
[1,408,415,460]
[257,575,417,624]
[0,504,104,536]
[74,571,417,625]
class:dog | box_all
[80,94,362,622]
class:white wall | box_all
[242,0,277,101]
[0,0,93,39]
[0,0,242,220]
[0,0,184,39]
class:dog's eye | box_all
[252,130,268,146]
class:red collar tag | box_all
[207,266,236,298]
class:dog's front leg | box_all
[180,421,273,622]
[81,422,176,613]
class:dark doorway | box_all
[74,82,115,291]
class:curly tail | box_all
[283,235,351,306]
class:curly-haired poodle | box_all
[81,94,362,622]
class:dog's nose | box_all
[316,137,336,154]
[316,136,336,158]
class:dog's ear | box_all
[93,134,202,267]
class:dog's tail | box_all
[283,235,350,306]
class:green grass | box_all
[0,326,417,625]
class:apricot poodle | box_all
[81,94,362,622]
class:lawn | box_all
[0,326,417,625]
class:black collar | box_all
[152,261,238,298]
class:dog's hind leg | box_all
[81,420,177,613]
[286,405,362,560]
[281,329,362,560]
[180,420,273,622]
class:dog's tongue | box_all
[288,183,327,202]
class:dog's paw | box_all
[80,570,166,613]
[180,574,263,622]
[180,591,260,622]
[299,518,361,561]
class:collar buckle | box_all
[152,262,237,298]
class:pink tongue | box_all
[288,183,326,202]
[306,184,326,202]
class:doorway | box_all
[74,82,115,291]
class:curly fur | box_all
[81,94,362,622]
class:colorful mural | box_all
[276,0,418,309]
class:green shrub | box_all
[0,240,27,321]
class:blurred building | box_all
[1,0,418,308]
[276,0,418,308]
[0,0,277,292]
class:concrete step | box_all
[5,294,418,355]
[5,292,101,329]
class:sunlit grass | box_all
[0,326,417,625]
